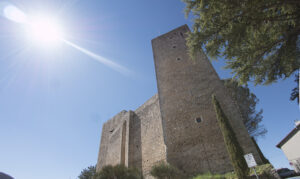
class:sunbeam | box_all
[63,39,132,75]
[0,2,132,76]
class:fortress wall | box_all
[96,110,131,172]
[152,25,261,175]
[152,25,232,174]
[128,111,142,170]
[97,24,262,177]
[133,94,167,177]
[186,33,263,166]
[97,95,166,177]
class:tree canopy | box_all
[184,0,300,93]
[93,165,142,179]
[78,165,96,179]
[223,79,267,139]
[290,73,299,103]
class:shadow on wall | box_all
[129,112,143,172]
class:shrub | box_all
[78,165,96,179]
[193,172,237,179]
[250,164,277,179]
[193,172,226,179]
[150,162,185,179]
[93,164,142,179]
[193,164,277,179]
[223,172,237,179]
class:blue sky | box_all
[0,0,299,179]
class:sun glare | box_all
[26,17,64,47]
[1,4,64,47]
[3,5,27,23]
[1,3,131,74]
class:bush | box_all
[223,172,237,179]
[194,172,235,179]
[150,162,185,179]
[250,164,277,179]
[193,164,277,179]
[93,164,142,179]
[194,172,226,179]
[78,165,96,179]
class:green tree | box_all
[93,164,142,179]
[290,73,299,103]
[184,0,300,100]
[212,95,248,179]
[78,165,96,179]
[223,79,267,139]
[150,162,185,179]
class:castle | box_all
[96,25,263,178]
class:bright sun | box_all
[26,16,64,47]
[2,5,64,47]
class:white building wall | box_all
[281,130,300,172]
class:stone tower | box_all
[96,25,263,177]
[151,24,262,174]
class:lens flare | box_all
[26,16,64,47]
[3,5,27,23]
[63,39,132,75]
[0,3,132,75]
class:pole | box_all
[253,167,259,179]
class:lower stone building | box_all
[96,25,263,178]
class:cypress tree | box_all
[212,94,248,178]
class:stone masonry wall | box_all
[152,25,262,175]
[133,94,166,178]
[97,95,166,177]
[97,25,262,177]
[96,110,132,172]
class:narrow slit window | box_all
[195,117,202,123]
[180,32,184,38]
